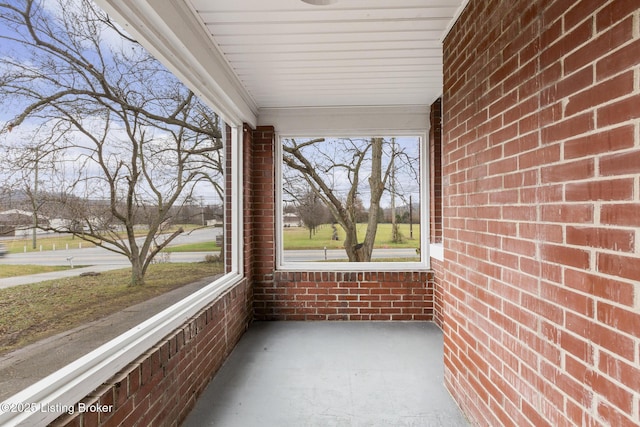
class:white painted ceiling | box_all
[188,0,464,109]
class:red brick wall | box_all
[255,271,433,321]
[250,128,435,321]
[52,280,252,427]
[442,1,640,426]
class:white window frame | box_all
[275,129,431,271]
[0,0,253,422]
[0,125,245,427]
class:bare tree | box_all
[295,189,330,239]
[282,137,417,261]
[0,0,224,285]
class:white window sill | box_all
[429,243,444,262]
[277,261,431,272]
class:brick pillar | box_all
[429,97,442,244]
[250,126,277,318]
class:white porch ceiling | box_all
[189,0,464,109]
[94,0,467,126]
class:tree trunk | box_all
[130,255,146,286]
[358,137,385,262]
[343,226,359,262]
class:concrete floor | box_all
[182,322,469,427]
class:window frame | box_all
[0,125,245,426]
[275,130,431,271]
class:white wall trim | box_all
[430,243,444,262]
[440,0,471,42]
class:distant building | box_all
[283,213,301,227]
[0,209,62,237]
[0,209,40,236]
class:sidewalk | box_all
[0,264,127,289]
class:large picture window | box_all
[278,134,428,269]
[0,1,243,423]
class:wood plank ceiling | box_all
[188,0,464,109]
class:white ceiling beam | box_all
[258,105,430,134]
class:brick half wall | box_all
[254,271,434,321]
[52,280,252,427]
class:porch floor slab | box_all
[182,321,469,427]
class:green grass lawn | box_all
[0,262,223,354]
[283,222,420,250]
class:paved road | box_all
[0,227,219,259]
[0,228,222,288]
[0,247,214,267]
[0,226,420,288]
[0,251,216,289]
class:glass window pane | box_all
[0,0,235,399]
[281,135,422,264]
